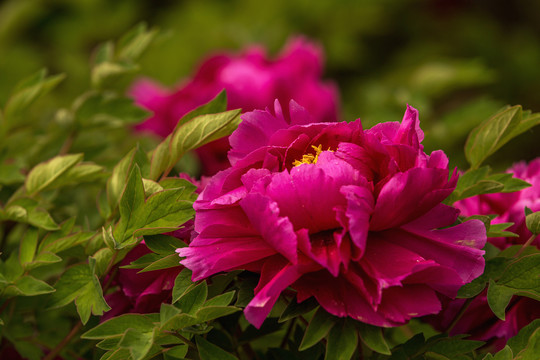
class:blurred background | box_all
[1,0,539,170]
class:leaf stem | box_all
[166,331,197,349]
[280,317,296,349]
[444,297,474,334]
[514,233,537,258]
[43,321,83,360]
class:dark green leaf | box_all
[325,318,358,360]
[490,346,513,360]
[426,336,484,357]
[114,164,145,244]
[177,282,207,315]
[196,335,238,360]
[279,296,318,323]
[82,313,158,339]
[357,322,391,355]
[513,327,540,360]
[138,253,181,272]
[507,319,540,354]
[172,269,195,304]
[164,345,189,360]
[299,307,337,351]
[144,234,187,255]
[487,279,514,320]
[204,291,236,307]
[117,328,155,360]
[498,254,540,289]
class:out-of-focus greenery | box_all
[1,0,539,169]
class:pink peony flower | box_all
[177,102,487,328]
[103,222,195,320]
[130,37,339,175]
[455,158,540,249]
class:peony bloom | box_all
[429,158,540,349]
[177,102,486,328]
[103,223,195,320]
[455,158,540,249]
[130,37,339,175]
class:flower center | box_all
[293,144,332,167]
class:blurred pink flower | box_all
[177,102,486,328]
[429,158,540,350]
[455,158,540,249]
[130,37,339,176]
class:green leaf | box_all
[196,336,238,360]
[172,269,195,304]
[195,306,240,323]
[114,164,145,244]
[82,313,157,339]
[490,345,513,360]
[487,279,515,320]
[3,275,55,297]
[25,252,62,271]
[325,318,358,360]
[143,178,163,197]
[148,92,238,180]
[279,296,318,323]
[299,307,337,351]
[117,23,158,62]
[3,69,65,126]
[457,257,512,298]
[144,234,187,255]
[49,258,111,324]
[357,322,391,355]
[0,163,25,185]
[164,345,188,360]
[507,319,540,354]
[138,253,181,272]
[525,210,540,234]
[204,291,236,307]
[177,282,208,315]
[117,328,155,360]
[426,336,484,358]
[91,61,139,89]
[19,228,38,266]
[107,145,150,209]
[465,106,522,169]
[25,153,83,194]
[51,162,107,188]
[514,327,540,360]
[487,223,519,238]
[1,198,59,230]
[498,254,540,289]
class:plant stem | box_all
[280,317,296,349]
[444,297,474,334]
[166,331,197,349]
[514,233,537,257]
[43,321,83,360]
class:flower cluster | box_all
[131,37,339,175]
[177,101,487,328]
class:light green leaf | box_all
[514,327,540,360]
[51,162,107,188]
[138,253,181,273]
[19,228,38,266]
[487,279,515,320]
[3,275,55,297]
[325,319,358,360]
[143,178,163,197]
[465,106,522,169]
[164,345,188,360]
[82,313,157,339]
[114,164,145,244]
[357,322,391,355]
[107,145,150,209]
[299,307,337,351]
[525,210,540,235]
[487,223,519,238]
[2,198,59,230]
[507,319,540,355]
[91,61,139,89]
[196,336,238,360]
[4,69,65,125]
[491,345,513,360]
[25,153,83,194]
[117,328,155,360]
[25,252,62,271]
[48,258,111,324]
[117,23,158,62]
[0,163,25,185]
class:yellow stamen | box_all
[293,144,331,167]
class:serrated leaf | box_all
[177,282,207,315]
[525,211,540,235]
[82,313,157,339]
[196,336,238,360]
[172,269,194,304]
[3,275,55,297]
[465,106,522,169]
[25,153,83,194]
[49,259,111,324]
[357,322,391,355]
[299,307,337,351]
[325,318,358,360]
[487,279,514,320]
